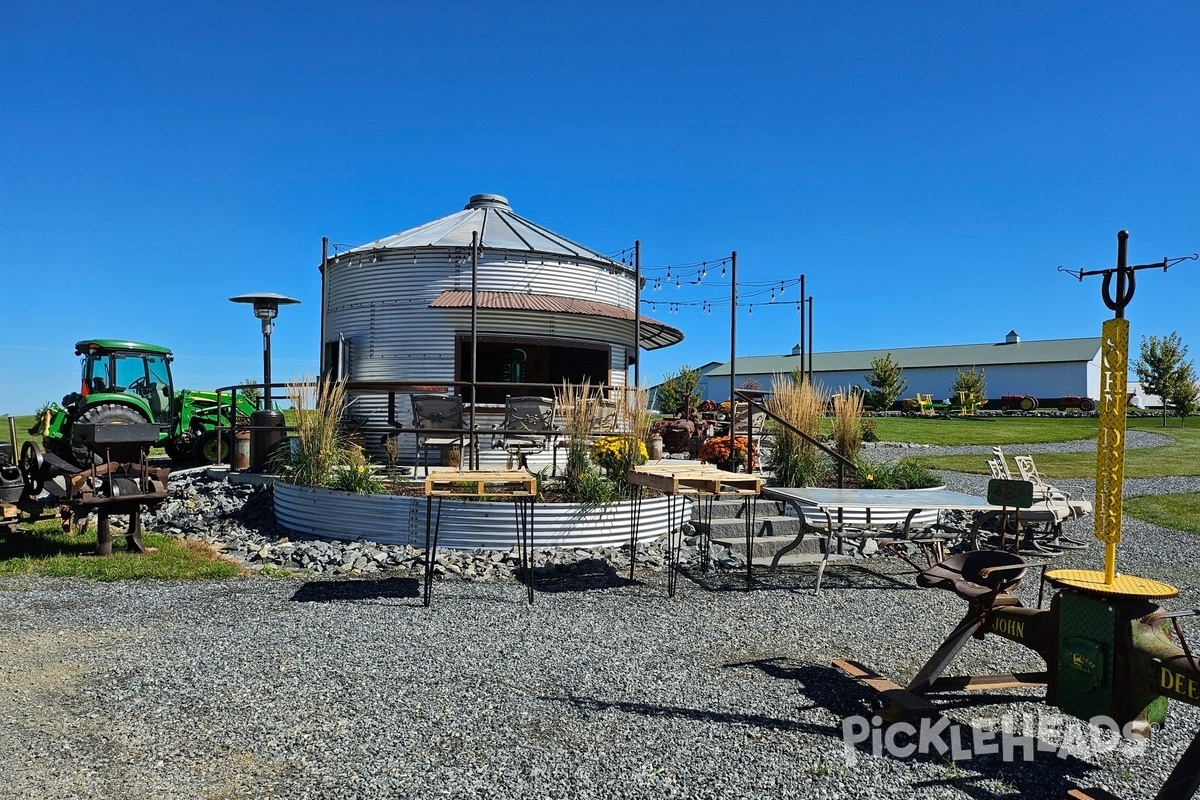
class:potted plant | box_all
[697,435,758,472]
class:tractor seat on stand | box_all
[918,551,1028,601]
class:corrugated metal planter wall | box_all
[274,482,692,550]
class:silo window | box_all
[457,337,610,403]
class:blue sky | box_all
[2,1,1197,414]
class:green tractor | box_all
[32,339,259,466]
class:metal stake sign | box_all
[1095,316,1128,582]
[1057,230,1196,584]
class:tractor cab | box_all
[73,340,177,426]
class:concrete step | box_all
[690,497,786,520]
[700,515,806,543]
[710,532,824,558]
[756,552,853,568]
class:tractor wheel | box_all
[193,429,232,465]
[1079,397,1095,412]
[69,403,149,466]
[1020,396,1038,412]
[164,436,195,462]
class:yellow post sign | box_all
[1094,317,1129,583]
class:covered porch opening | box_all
[455,335,614,404]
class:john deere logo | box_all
[1068,650,1097,674]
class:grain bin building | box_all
[320,194,683,461]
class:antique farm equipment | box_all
[999,393,1039,412]
[22,423,170,555]
[1,440,21,534]
[1058,394,1097,412]
[838,232,1200,800]
[32,339,258,466]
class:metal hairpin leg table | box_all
[763,487,1004,595]
[629,465,763,596]
[423,469,537,607]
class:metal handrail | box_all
[210,380,308,469]
[734,388,857,489]
[206,378,631,471]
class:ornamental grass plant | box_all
[766,374,829,486]
[556,379,602,499]
[831,388,865,461]
[608,385,651,496]
[552,382,651,502]
[279,376,351,487]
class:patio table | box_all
[423,469,537,605]
[762,487,1003,594]
[628,464,762,596]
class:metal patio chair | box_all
[411,394,474,476]
[497,396,557,470]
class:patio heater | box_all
[230,292,301,469]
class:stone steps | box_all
[692,497,826,560]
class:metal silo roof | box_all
[342,194,625,268]
[429,290,685,349]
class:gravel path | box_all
[2,447,1198,799]
[867,428,1175,458]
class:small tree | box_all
[1165,370,1199,426]
[863,354,907,411]
[1135,333,1192,428]
[950,366,987,406]
[654,364,702,416]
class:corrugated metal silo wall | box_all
[326,249,636,461]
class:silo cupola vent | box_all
[465,194,511,210]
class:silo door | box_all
[322,335,351,381]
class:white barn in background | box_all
[698,331,1103,407]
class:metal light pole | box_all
[798,274,806,382]
[634,240,641,389]
[470,231,479,469]
[230,293,301,408]
[230,292,300,472]
[806,296,814,383]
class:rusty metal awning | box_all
[429,290,684,350]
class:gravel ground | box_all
[867,428,1176,458]
[2,443,1198,800]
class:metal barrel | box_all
[249,410,286,470]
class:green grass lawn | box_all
[869,415,1101,446]
[0,519,243,580]
[906,417,1198,478]
[4,414,41,456]
[903,416,1200,535]
[1124,494,1200,536]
